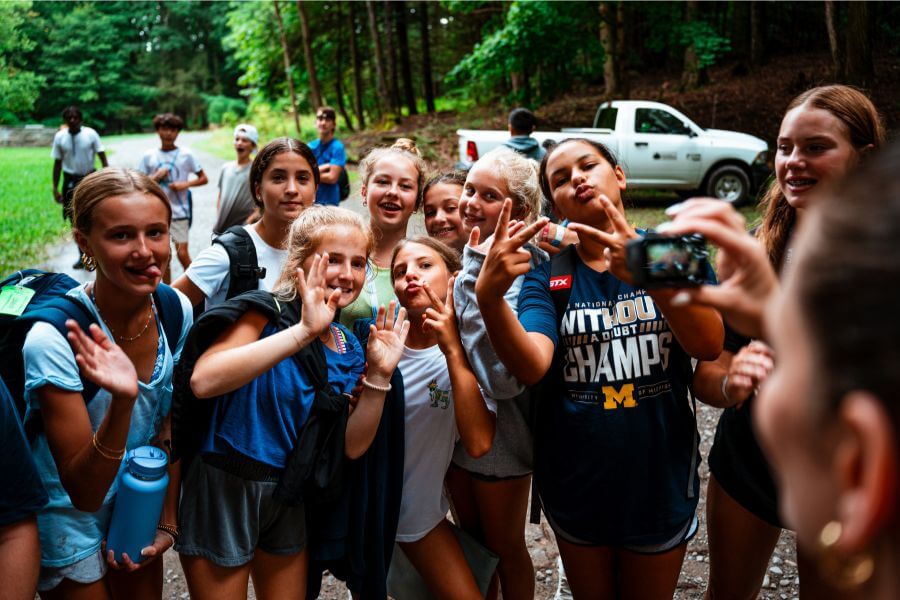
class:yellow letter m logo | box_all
[602,384,637,409]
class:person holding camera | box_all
[475,138,723,598]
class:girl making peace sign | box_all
[476,139,724,598]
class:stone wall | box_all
[0,125,58,147]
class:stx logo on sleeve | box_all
[549,275,573,290]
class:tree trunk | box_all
[845,0,873,87]
[419,1,435,113]
[296,0,323,110]
[348,1,366,128]
[272,0,301,135]
[731,0,750,62]
[750,0,764,67]
[599,2,617,96]
[334,2,354,131]
[615,1,629,96]
[366,0,391,114]
[383,1,402,115]
[681,0,702,90]
[395,0,417,115]
[824,0,844,80]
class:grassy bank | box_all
[0,147,71,275]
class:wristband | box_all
[92,432,125,461]
[157,523,180,543]
[551,225,566,248]
[721,374,732,405]
[541,224,551,243]
[361,376,392,393]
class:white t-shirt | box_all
[50,126,104,175]
[395,344,496,542]
[185,224,288,311]
[137,147,202,220]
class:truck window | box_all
[634,108,689,135]
[595,107,618,130]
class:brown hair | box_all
[758,85,885,271]
[423,170,467,201]
[249,137,320,209]
[316,106,336,121]
[794,142,900,425]
[272,206,373,301]
[359,138,428,209]
[152,113,184,130]
[72,167,170,234]
[389,236,462,283]
[539,138,620,209]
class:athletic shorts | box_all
[175,455,307,567]
[546,511,699,555]
[37,549,106,592]
[170,218,190,244]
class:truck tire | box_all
[705,165,750,205]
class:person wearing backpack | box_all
[176,207,408,600]
[212,124,259,236]
[308,106,348,206]
[475,139,724,598]
[138,113,208,280]
[173,138,318,313]
[21,168,193,599]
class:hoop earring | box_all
[817,520,875,590]
[82,253,97,272]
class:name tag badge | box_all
[0,285,36,317]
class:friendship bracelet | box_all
[541,224,551,243]
[721,374,732,405]
[361,376,392,393]
[92,432,125,461]
[551,224,567,248]
[157,523,180,543]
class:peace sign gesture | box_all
[474,199,549,302]
[422,276,463,356]
[567,194,639,283]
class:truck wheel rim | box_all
[715,175,743,202]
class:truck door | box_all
[623,107,702,186]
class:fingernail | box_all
[141,548,150,556]
[671,291,691,306]
[665,202,686,216]
[655,221,674,233]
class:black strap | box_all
[213,225,266,300]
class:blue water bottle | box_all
[106,446,169,564]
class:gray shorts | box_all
[175,456,307,567]
[37,549,106,592]
[170,218,190,244]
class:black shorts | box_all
[707,397,783,528]
[176,454,307,567]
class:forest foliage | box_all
[3,0,898,133]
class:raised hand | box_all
[365,300,410,381]
[660,198,779,339]
[422,276,463,355]
[474,199,549,302]
[66,321,138,402]
[295,253,342,340]
[725,341,775,409]
[567,194,639,283]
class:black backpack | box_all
[0,269,184,438]
[212,225,268,301]
[338,167,350,202]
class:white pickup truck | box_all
[457,100,770,204]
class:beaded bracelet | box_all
[157,523,180,543]
[361,376,392,393]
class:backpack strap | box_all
[529,245,578,524]
[213,225,265,300]
[152,283,184,357]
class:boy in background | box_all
[213,124,258,235]
[308,106,346,206]
[138,113,208,278]
[502,107,546,162]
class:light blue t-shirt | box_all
[22,285,193,567]
[309,138,347,206]
[203,322,364,468]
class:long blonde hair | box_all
[272,206,374,301]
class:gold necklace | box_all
[91,286,155,343]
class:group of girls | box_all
[18,82,891,600]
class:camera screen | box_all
[646,241,701,279]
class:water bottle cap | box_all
[127,446,168,480]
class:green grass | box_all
[0,147,72,274]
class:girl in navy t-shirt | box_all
[476,139,724,598]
